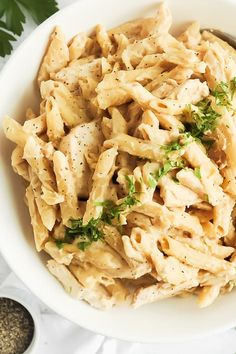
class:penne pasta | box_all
[4,1,236,310]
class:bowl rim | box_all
[1,0,236,343]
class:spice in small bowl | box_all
[0,297,35,354]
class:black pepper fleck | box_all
[0,298,34,354]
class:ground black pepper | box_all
[0,298,34,354]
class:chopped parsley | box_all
[148,174,157,188]
[211,81,231,109]
[160,133,192,155]
[183,78,236,141]
[185,99,220,138]
[125,175,136,195]
[57,217,104,251]
[201,138,215,149]
[161,140,183,154]
[194,167,201,179]
[101,175,139,224]
[57,175,139,250]
[150,135,189,186]
[78,241,92,251]
[0,0,59,57]
[211,77,236,106]
[55,239,64,249]
[152,158,185,184]
[100,200,120,224]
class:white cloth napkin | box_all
[1,0,236,353]
[1,253,236,354]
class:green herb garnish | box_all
[0,21,16,56]
[98,200,119,224]
[161,140,183,154]
[194,167,201,179]
[151,136,188,185]
[148,174,157,188]
[65,217,104,250]
[0,0,59,57]
[185,99,220,138]
[60,175,139,250]
[77,241,94,251]
[101,175,139,224]
[211,77,236,106]
[124,176,140,206]
[152,159,185,183]
[161,133,192,155]
[55,239,64,249]
[125,175,136,195]
[201,138,215,149]
[184,78,236,141]
[211,81,231,108]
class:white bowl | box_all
[0,287,41,353]
[1,0,236,343]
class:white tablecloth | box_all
[1,1,236,353]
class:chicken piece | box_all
[38,27,69,84]
[167,79,209,104]
[53,57,109,93]
[47,260,84,299]
[159,175,201,207]
[44,241,74,265]
[176,168,206,198]
[59,121,104,198]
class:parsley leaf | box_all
[62,175,140,250]
[101,175,139,224]
[124,176,139,206]
[152,159,185,183]
[184,78,236,141]
[0,0,25,36]
[148,174,157,188]
[151,136,188,186]
[78,241,92,251]
[185,99,220,138]
[0,25,16,57]
[125,175,136,195]
[211,77,236,106]
[211,81,231,109]
[18,0,59,25]
[155,161,174,180]
[55,239,64,249]
[0,0,58,57]
[161,133,192,155]
[194,167,201,179]
[161,140,183,154]
[65,217,104,250]
[100,200,121,224]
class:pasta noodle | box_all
[4,2,236,309]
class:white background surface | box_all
[1,0,236,353]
